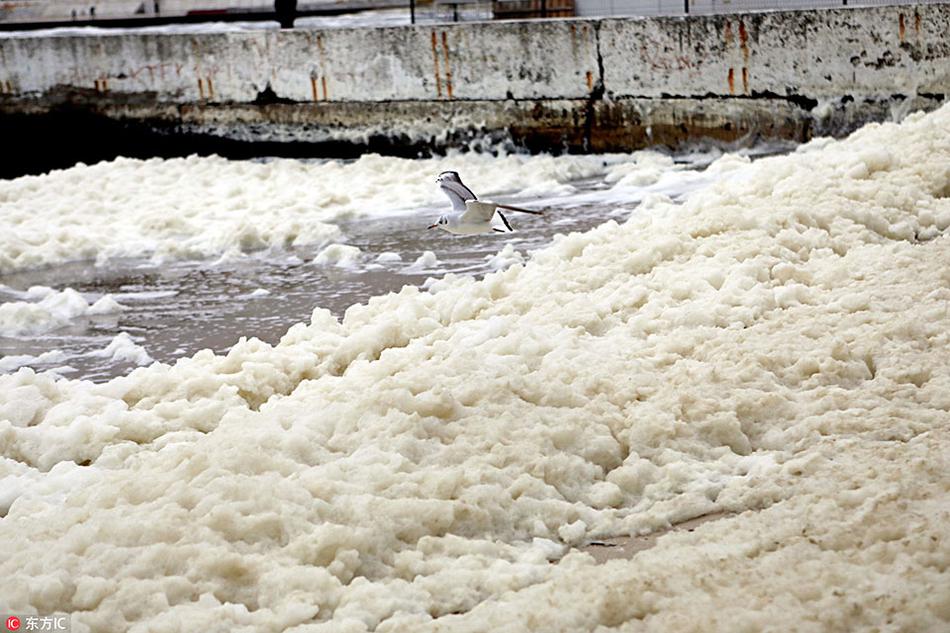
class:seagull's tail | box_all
[497,203,543,215]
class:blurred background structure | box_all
[1,0,945,28]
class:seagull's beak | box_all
[427,223,438,230]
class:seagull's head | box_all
[436,171,461,185]
[427,215,448,231]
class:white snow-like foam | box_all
[90,332,153,366]
[313,243,363,268]
[0,107,949,631]
[405,250,440,272]
[0,152,637,274]
[0,287,126,336]
[484,243,525,270]
[0,350,68,373]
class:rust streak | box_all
[321,76,328,101]
[586,70,593,92]
[197,77,204,99]
[441,31,453,99]
[206,77,213,100]
[741,66,749,95]
[310,76,318,101]
[727,68,735,95]
[102,78,108,92]
[430,31,443,98]
[898,13,906,42]
[724,20,732,46]
[738,19,749,62]
[914,10,921,35]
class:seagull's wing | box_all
[496,203,543,215]
[460,200,498,224]
[440,180,478,212]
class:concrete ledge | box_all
[1,4,948,156]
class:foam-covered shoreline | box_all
[1,107,948,631]
[0,151,661,274]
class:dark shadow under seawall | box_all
[1,4,948,176]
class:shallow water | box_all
[0,145,791,382]
[0,200,617,381]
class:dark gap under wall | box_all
[0,109,433,179]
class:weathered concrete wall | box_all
[599,8,949,98]
[0,4,948,154]
[0,20,601,102]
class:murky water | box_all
[0,145,791,382]
[0,198,617,381]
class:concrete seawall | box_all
[1,4,948,157]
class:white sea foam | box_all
[484,243,525,270]
[375,251,403,263]
[0,287,126,336]
[0,107,948,631]
[313,243,363,268]
[89,332,153,366]
[0,152,642,274]
[0,350,68,373]
[405,250,440,272]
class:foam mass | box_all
[1,106,949,631]
[0,152,625,273]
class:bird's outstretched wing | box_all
[439,176,478,212]
[496,203,543,215]
[460,200,499,224]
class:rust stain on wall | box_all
[724,20,733,47]
[197,77,204,99]
[430,31,443,98]
[586,70,593,92]
[739,19,749,62]
[321,76,328,101]
[899,13,906,42]
[310,76,318,102]
[441,31,454,99]
[207,77,214,100]
[741,66,749,94]
[728,67,735,95]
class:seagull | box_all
[428,171,542,234]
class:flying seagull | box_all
[428,171,543,234]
